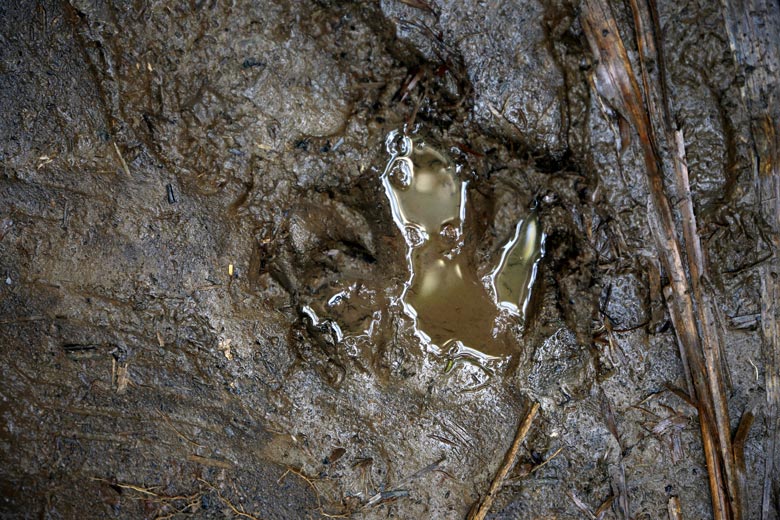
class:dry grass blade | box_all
[398,0,436,13]
[278,466,323,510]
[91,478,161,497]
[466,402,540,520]
[651,414,688,436]
[719,3,780,517]
[760,271,780,520]
[530,446,564,475]
[595,495,616,520]
[600,394,629,519]
[668,496,683,520]
[567,491,597,520]
[669,129,742,520]
[156,409,205,449]
[91,477,206,518]
[733,409,754,513]
[581,0,740,518]
[113,141,131,177]
[364,455,444,509]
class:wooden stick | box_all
[467,402,540,520]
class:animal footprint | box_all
[295,131,544,368]
[381,131,544,362]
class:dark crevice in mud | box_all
[530,148,577,176]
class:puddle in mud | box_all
[489,214,545,318]
[302,131,544,368]
[382,131,544,363]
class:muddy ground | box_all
[0,0,777,518]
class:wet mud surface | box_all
[0,0,776,518]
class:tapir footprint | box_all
[380,131,544,361]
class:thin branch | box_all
[467,402,540,520]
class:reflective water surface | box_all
[381,131,544,363]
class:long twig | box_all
[467,402,540,520]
